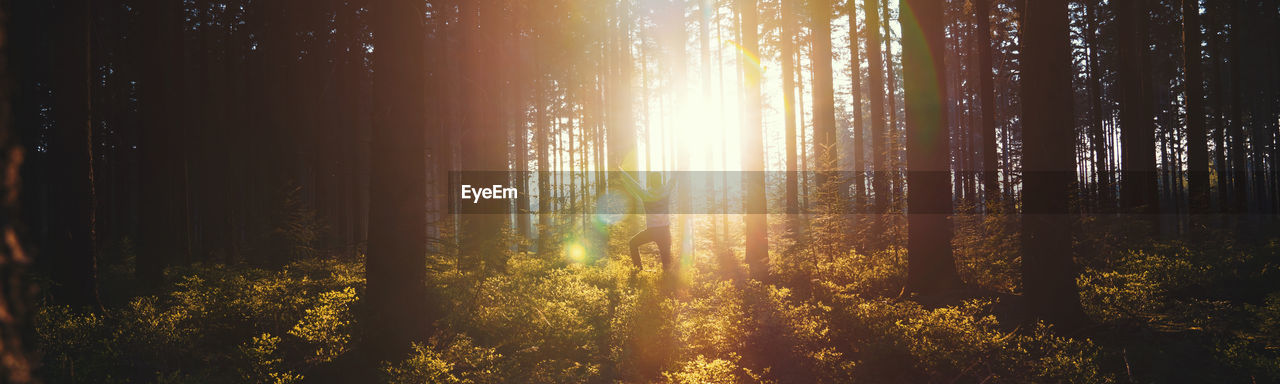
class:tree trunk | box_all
[975,0,999,206]
[1116,0,1161,218]
[1228,0,1247,213]
[811,0,838,181]
[783,0,800,216]
[865,0,888,213]
[900,0,961,296]
[0,0,39,378]
[740,0,769,280]
[848,0,866,209]
[1021,0,1088,329]
[883,0,901,207]
[458,1,510,272]
[365,0,432,364]
[1085,0,1113,212]
[48,0,100,309]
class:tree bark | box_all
[848,0,866,209]
[1020,0,1088,329]
[900,0,961,296]
[48,0,100,309]
[975,0,999,206]
[865,0,888,213]
[1116,0,1161,218]
[740,0,769,280]
[783,0,800,216]
[365,0,432,363]
[1184,0,1210,214]
[0,0,39,378]
[811,0,838,182]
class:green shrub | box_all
[383,335,506,384]
[36,259,363,383]
[662,353,768,384]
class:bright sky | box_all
[636,0,903,173]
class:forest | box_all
[1,0,1279,382]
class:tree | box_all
[48,0,100,309]
[365,0,431,363]
[811,0,838,178]
[1183,0,1210,214]
[740,0,769,280]
[900,0,961,296]
[975,0,999,205]
[458,1,510,272]
[1116,0,1160,217]
[137,0,186,289]
[0,0,38,377]
[1020,0,1087,328]
[848,0,866,208]
[783,0,800,216]
[1084,0,1113,212]
[864,0,888,213]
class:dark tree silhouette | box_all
[783,0,800,216]
[900,0,961,296]
[975,0,999,205]
[848,0,866,209]
[365,0,431,363]
[0,1,38,378]
[810,0,838,177]
[1021,0,1087,328]
[1116,0,1160,217]
[136,0,186,289]
[1184,0,1210,214]
[864,0,888,213]
[458,1,510,272]
[47,0,99,309]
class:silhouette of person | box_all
[616,167,678,272]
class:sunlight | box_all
[565,241,587,264]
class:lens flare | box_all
[565,242,587,264]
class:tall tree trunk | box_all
[883,0,901,206]
[1116,0,1161,218]
[1184,0,1210,214]
[797,46,810,212]
[865,0,888,213]
[458,1,510,272]
[137,0,183,290]
[512,13,532,243]
[783,0,800,216]
[1228,0,1247,213]
[365,0,431,364]
[900,0,960,296]
[1209,0,1230,212]
[536,76,551,248]
[975,0,999,206]
[740,0,769,280]
[848,0,865,209]
[48,0,100,309]
[0,1,39,379]
[811,0,838,180]
[1021,0,1087,329]
[1085,0,1113,212]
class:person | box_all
[615,167,678,272]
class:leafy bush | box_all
[383,335,506,384]
[662,353,768,384]
[37,259,362,383]
[38,227,1280,383]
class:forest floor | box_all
[32,216,1280,383]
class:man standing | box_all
[616,168,678,272]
